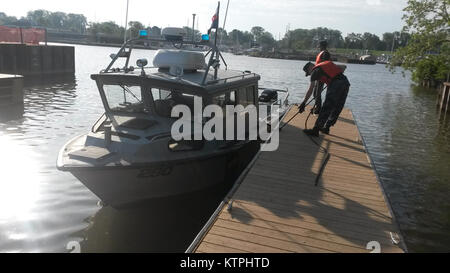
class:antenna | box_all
[192,14,196,42]
[196,16,199,33]
[202,1,225,84]
[219,0,230,46]
[124,0,130,43]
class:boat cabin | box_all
[91,65,261,124]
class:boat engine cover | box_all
[259,89,278,102]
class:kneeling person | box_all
[298,61,350,137]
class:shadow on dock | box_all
[193,108,404,253]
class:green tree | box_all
[280,27,344,51]
[251,26,265,42]
[182,26,202,41]
[87,21,125,43]
[26,10,50,27]
[344,33,363,49]
[0,12,19,25]
[229,29,253,48]
[390,0,450,85]
[66,13,87,33]
[361,32,382,50]
[150,26,161,37]
[258,31,276,49]
[128,21,145,39]
[25,10,87,33]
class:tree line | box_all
[0,10,88,33]
[1,9,407,52]
[390,0,449,86]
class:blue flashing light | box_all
[201,34,210,41]
[139,30,148,37]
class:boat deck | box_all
[188,107,405,253]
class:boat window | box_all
[103,84,148,113]
[168,139,204,152]
[151,88,201,117]
[151,88,174,117]
[152,89,173,101]
[237,86,255,106]
[212,90,236,107]
[246,86,255,104]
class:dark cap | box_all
[303,62,314,76]
[319,40,328,48]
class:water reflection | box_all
[78,182,233,253]
[0,44,449,252]
[0,105,24,123]
[0,75,91,253]
[0,134,40,221]
[373,84,450,252]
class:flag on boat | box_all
[208,2,220,34]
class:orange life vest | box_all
[313,61,343,85]
[315,51,326,65]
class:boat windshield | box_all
[151,88,199,117]
[103,84,149,113]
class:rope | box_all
[304,111,331,186]
[279,83,330,187]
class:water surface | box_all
[0,44,449,252]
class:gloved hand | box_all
[298,102,306,113]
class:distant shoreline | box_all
[47,39,156,50]
[47,39,380,65]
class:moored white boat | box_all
[57,27,288,208]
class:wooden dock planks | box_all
[191,107,405,253]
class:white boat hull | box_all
[68,141,259,208]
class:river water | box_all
[0,44,449,252]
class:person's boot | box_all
[303,127,319,137]
[319,127,330,135]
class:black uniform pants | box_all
[314,76,350,129]
[313,81,323,111]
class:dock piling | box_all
[438,82,450,116]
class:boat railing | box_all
[105,37,213,71]
[91,113,107,133]
[258,87,290,108]
[103,36,227,86]
[205,72,259,85]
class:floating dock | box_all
[187,107,406,253]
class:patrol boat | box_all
[57,28,289,208]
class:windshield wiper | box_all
[119,84,142,103]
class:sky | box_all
[2,0,408,38]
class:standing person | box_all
[312,40,331,114]
[316,40,331,64]
[298,61,350,137]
